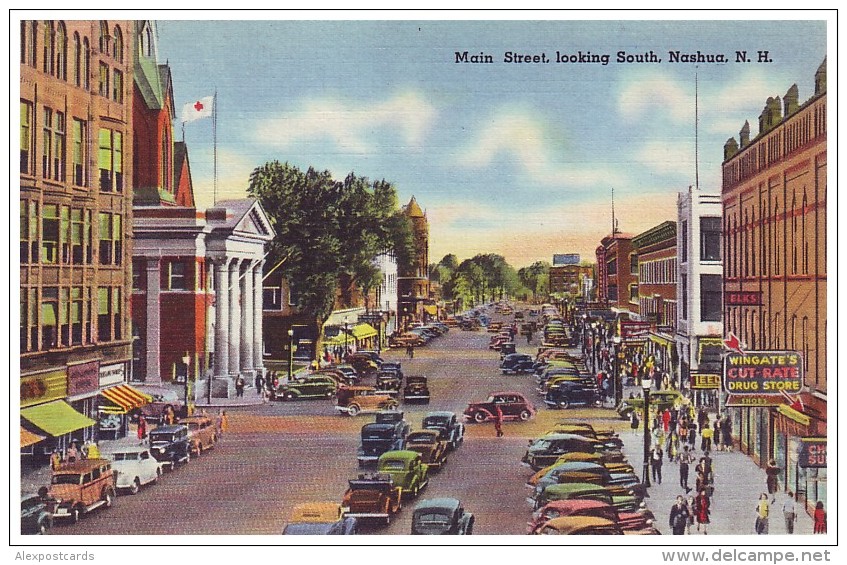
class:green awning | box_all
[21,400,96,437]
[351,323,378,340]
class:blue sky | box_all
[156,17,827,268]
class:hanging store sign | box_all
[620,321,650,342]
[724,394,783,407]
[68,360,100,397]
[798,438,826,468]
[20,370,68,408]
[691,373,721,389]
[723,350,803,395]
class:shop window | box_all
[41,287,59,350]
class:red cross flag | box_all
[181,96,214,123]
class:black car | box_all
[380,361,403,379]
[403,376,430,404]
[148,424,191,468]
[545,381,601,409]
[357,412,411,467]
[21,492,52,535]
[282,517,359,535]
[422,411,465,451]
[522,433,624,470]
[499,342,517,358]
[411,498,474,535]
[376,370,403,392]
[500,353,535,375]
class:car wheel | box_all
[473,411,487,423]
[130,478,140,495]
[519,410,532,421]
[104,488,115,508]
[558,399,571,410]
[284,391,296,401]
[347,404,361,416]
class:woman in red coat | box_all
[813,501,827,534]
[694,489,711,534]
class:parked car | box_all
[282,502,359,535]
[148,424,191,468]
[531,515,623,535]
[315,368,357,387]
[347,354,379,377]
[380,361,403,378]
[357,413,411,467]
[134,384,186,423]
[376,450,429,499]
[463,391,536,423]
[403,376,430,404]
[532,482,644,514]
[178,415,218,456]
[389,333,425,348]
[521,433,623,471]
[527,499,656,535]
[46,459,117,523]
[500,353,535,375]
[333,364,360,384]
[547,422,624,449]
[530,464,645,505]
[616,389,688,419]
[102,442,163,495]
[375,370,403,393]
[499,342,517,358]
[21,492,52,535]
[545,381,601,409]
[353,351,385,367]
[404,430,449,471]
[334,386,399,416]
[422,411,465,450]
[341,473,402,525]
[527,456,634,486]
[411,498,474,535]
[273,374,337,401]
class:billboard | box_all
[723,350,803,395]
[552,253,580,266]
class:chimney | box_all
[739,121,750,148]
[724,137,739,160]
[758,96,782,135]
[783,84,800,117]
[815,57,827,95]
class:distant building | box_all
[397,196,431,328]
[595,233,637,316]
[549,263,594,300]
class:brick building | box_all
[595,233,637,317]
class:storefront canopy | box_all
[424,305,438,316]
[99,384,152,414]
[350,323,378,340]
[20,427,45,448]
[21,400,96,437]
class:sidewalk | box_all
[620,428,816,536]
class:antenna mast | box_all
[695,69,700,190]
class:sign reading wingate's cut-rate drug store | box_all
[723,351,804,394]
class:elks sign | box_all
[723,351,803,395]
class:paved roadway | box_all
[57,309,634,536]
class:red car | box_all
[463,391,536,423]
[527,499,658,535]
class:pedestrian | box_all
[163,405,175,425]
[700,421,713,453]
[50,449,62,471]
[235,375,245,397]
[66,441,79,463]
[666,431,678,462]
[662,408,671,434]
[713,418,722,451]
[782,491,797,534]
[217,409,228,438]
[493,404,504,437]
[697,408,709,434]
[813,501,826,534]
[86,440,100,460]
[687,420,697,448]
[721,416,733,452]
[410,345,415,359]
[694,489,711,534]
[686,494,696,534]
[630,410,640,435]
[255,373,264,396]
[679,445,692,493]
[669,495,691,535]
[137,416,147,441]
[755,493,770,534]
[765,459,781,501]
[651,447,663,484]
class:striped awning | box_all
[21,401,96,437]
[21,427,45,448]
[99,384,152,414]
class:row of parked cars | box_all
[283,410,474,535]
[388,321,450,349]
[23,414,220,533]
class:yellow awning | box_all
[424,305,438,315]
[648,333,674,348]
[100,384,151,414]
[21,401,96,437]
[351,323,378,340]
[20,427,45,448]
[322,333,350,347]
[777,404,811,426]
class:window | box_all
[42,287,59,350]
[680,220,688,263]
[55,22,66,80]
[113,288,122,340]
[630,253,638,274]
[98,62,109,98]
[60,206,71,263]
[112,69,123,103]
[99,21,110,54]
[42,20,54,74]
[72,32,81,86]
[680,274,688,320]
[20,201,39,263]
[59,288,70,346]
[20,101,32,174]
[72,118,87,186]
[132,259,145,290]
[700,274,722,322]
[20,21,37,66]
[113,25,123,62]
[42,107,53,179]
[53,111,65,181]
[168,262,187,290]
[161,130,171,192]
[607,259,617,276]
[263,286,282,310]
[82,38,90,90]
[701,217,721,262]
[42,205,60,264]
[629,283,638,302]
[98,212,122,265]
[71,287,83,345]
[98,287,112,341]
[99,128,123,191]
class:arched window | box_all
[161,129,171,192]
[42,20,54,75]
[113,25,123,63]
[791,190,798,274]
[802,191,808,274]
[99,21,110,54]
[72,32,81,86]
[55,22,67,80]
[82,37,90,90]
[20,21,37,66]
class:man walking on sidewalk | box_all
[782,491,797,534]
[651,447,663,484]
[679,445,693,493]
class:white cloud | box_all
[254,91,436,154]
[617,72,692,124]
[635,139,695,176]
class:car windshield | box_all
[407,433,434,443]
[51,474,81,485]
[150,434,174,444]
[112,452,139,461]
[533,440,552,450]
[415,512,451,526]
[422,417,445,428]
[380,460,407,471]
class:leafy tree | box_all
[518,261,551,302]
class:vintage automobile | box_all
[375,370,403,393]
[380,361,403,378]
[148,424,191,468]
[529,463,646,505]
[404,430,448,471]
[357,412,410,467]
[527,456,635,486]
[333,364,361,383]
[352,351,384,367]
[273,374,338,401]
[487,321,504,333]
[347,354,380,377]
[547,422,623,448]
[522,433,624,471]
[341,473,402,525]
[282,502,358,535]
[499,342,517,358]
[376,450,429,499]
[422,411,465,450]
[314,368,357,387]
[617,389,688,419]
[334,386,399,416]
[463,391,536,423]
[46,459,117,523]
[545,381,602,409]
[178,415,218,456]
[527,499,656,535]
[459,319,480,331]
[411,498,474,535]
[500,353,535,375]
[134,384,186,423]
[488,335,510,350]
[21,492,52,535]
[532,482,643,514]
[389,332,426,348]
[402,376,431,404]
[102,442,163,495]
[532,515,623,535]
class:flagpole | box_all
[213,89,218,205]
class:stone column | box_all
[213,258,229,378]
[240,260,255,378]
[145,257,162,383]
[253,260,265,377]
[228,258,241,376]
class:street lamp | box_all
[612,335,622,407]
[287,329,294,383]
[182,352,191,416]
[642,374,653,487]
[343,316,350,359]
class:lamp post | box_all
[642,375,653,487]
[182,352,191,416]
[612,335,622,407]
[343,316,350,360]
[287,328,294,383]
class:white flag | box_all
[181,96,214,123]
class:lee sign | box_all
[723,351,803,394]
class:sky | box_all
[153,15,828,269]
